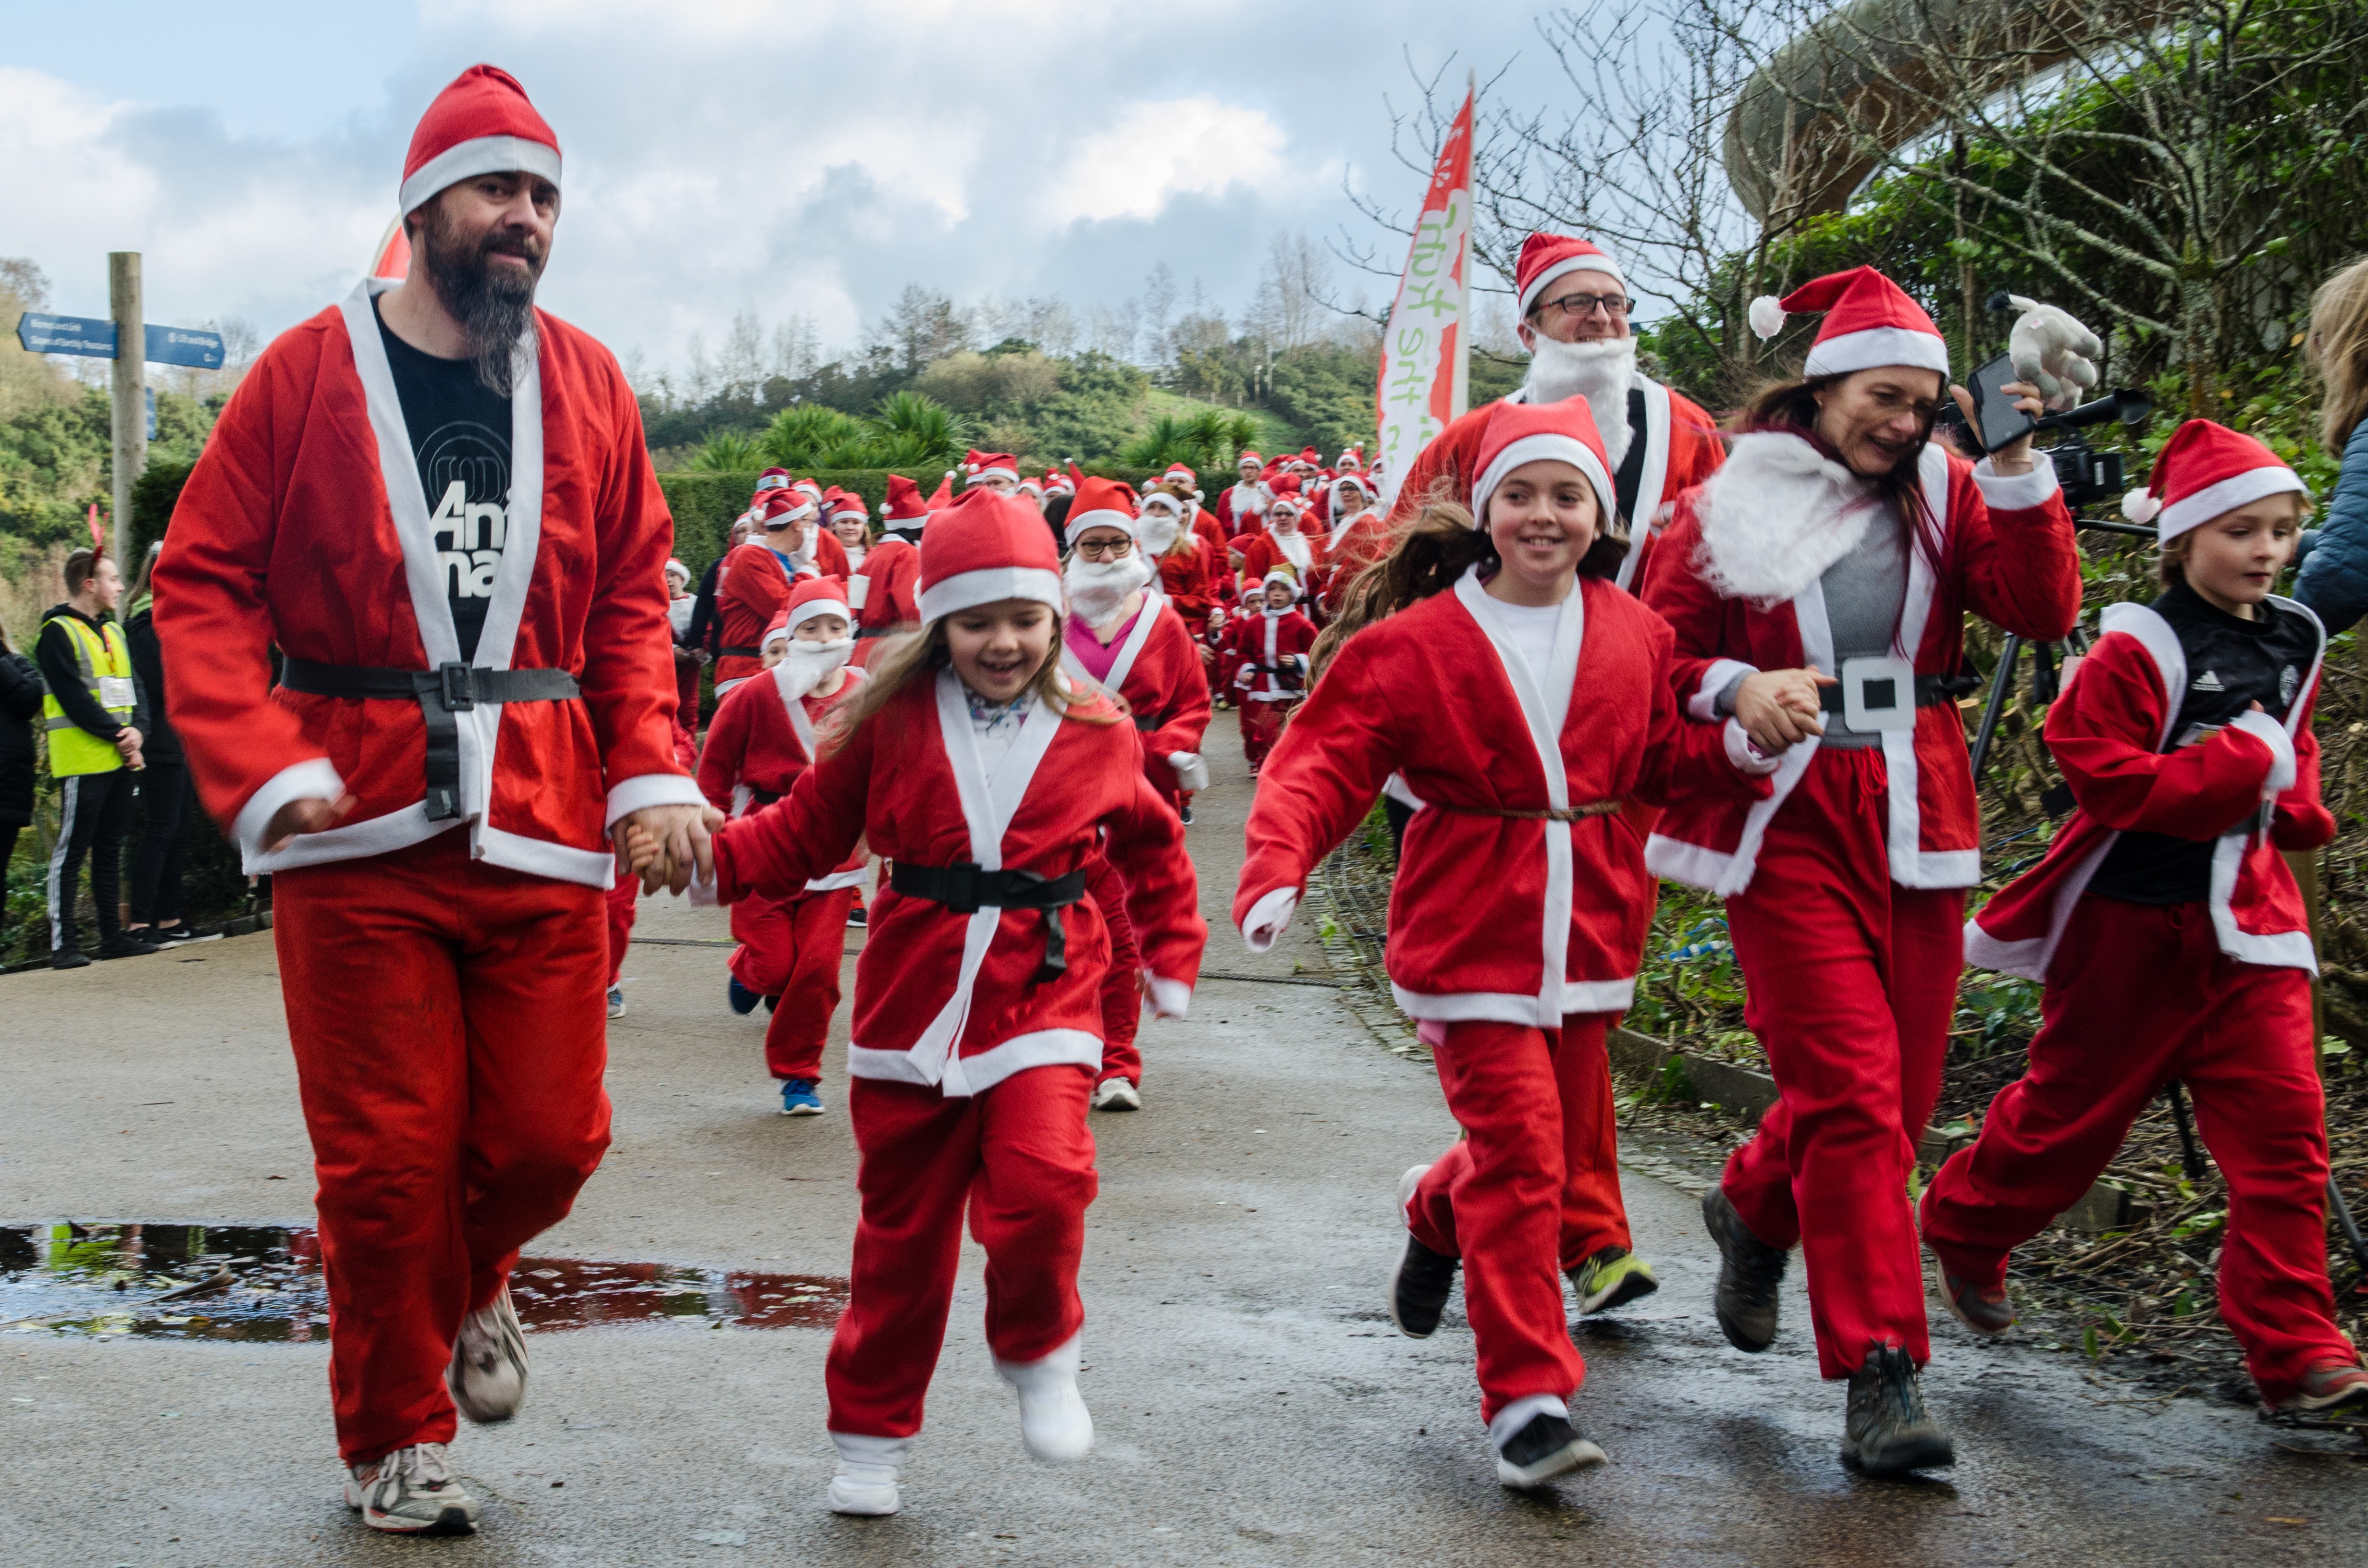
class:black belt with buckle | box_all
[888,860,1088,982]
[278,657,581,822]
[1817,672,1980,714]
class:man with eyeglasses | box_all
[1383,233,1723,593]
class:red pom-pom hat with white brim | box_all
[916,489,1064,623]
[2120,418,2308,542]
[401,65,560,217]
[1514,233,1626,318]
[1063,477,1141,548]
[1748,266,1949,380]
[1469,400,1617,527]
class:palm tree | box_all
[872,391,967,465]
[688,432,761,471]
[758,405,864,468]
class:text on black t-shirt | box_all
[375,298,513,663]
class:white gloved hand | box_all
[1168,751,1211,792]
[1240,886,1297,953]
[2007,297,2102,411]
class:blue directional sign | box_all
[14,314,226,368]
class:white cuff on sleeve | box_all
[1168,751,1210,792]
[1240,886,1298,954]
[1145,975,1192,1019]
[1690,659,1758,722]
[2227,710,2298,796]
[1972,454,2062,512]
[1723,717,1781,776]
[231,757,346,855]
[604,771,709,829]
[686,867,721,907]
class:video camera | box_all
[2033,388,2151,509]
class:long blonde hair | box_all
[2310,256,2368,451]
[822,610,1121,755]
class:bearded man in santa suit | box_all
[1385,233,1723,592]
[153,65,714,1536]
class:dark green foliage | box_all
[129,459,195,563]
[1268,345,1383,461]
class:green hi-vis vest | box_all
[41,612,134,777]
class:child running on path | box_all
[1233,400,1771,1490]
[642,489,1204,1516]
[1226,571,1316,774]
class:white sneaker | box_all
[1397,1163,1431,1222]
[345,1443,481,1534]
[996,1335,1093,1462]
[606,984,627,1019]
[447,1282,529,1423]
[1091,1077,1141,1112]
[826,1432,907,1515]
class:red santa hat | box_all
[759,609,794,654]
[664,557,691,585]
[1160,463,1198,488]
[962,450,1022,486]
[1515,233,1626,318]
[877,473,930,530]
[1042,468,1075,496]
[2122,418,2308,542]
[1259,568,1303,601]
[1748,266,1949,380]
[1064,476,1141,548]
[916,489,1064,624]
[759,488,817,528]
[824,488,869,527]
[400,65,562,217]
[783,574,853,636]
[1332,470,1371,502]
[1236,449,1264,468]
[792,477,824,502]
[753,467,793,495]
[1469,398,1616,530]
[1265,473,1305,517]
[1138,489,1185,518]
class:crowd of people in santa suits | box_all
[141,61,2368,1543]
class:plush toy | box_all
[2006,296,2102,411]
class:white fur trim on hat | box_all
[968,463,1021,485]
[760,622,794,652]
[399,135,563,215]
[2121,487,2161,526]
[664,558,690,578]
[1064,508,1136,549]
[1471,432,1616,532]
[1517,253,1626,317]
[916,566,1065,624]
[2155,466,2308,543]
[1748,295,1787,340]
[1802,326,1951,380]
[1259,569,1302,600]
[763,499,819,527]
[787,595,851,632]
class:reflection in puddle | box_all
[0,1222,844,1342]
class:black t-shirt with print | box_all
[375,298,512,663]
[2087,581,2319,905]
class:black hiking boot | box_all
[1702,1187,1787,1352]
[1842,1342,1954,1477]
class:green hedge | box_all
[656,467,1241,576]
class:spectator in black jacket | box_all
[0,609,42,928]
[123,542,200,943]
[37,548,156,966]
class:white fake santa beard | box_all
[773,637,855,701]
[1524,335,1637,471]
[1270,524,1312,572]
[1065,553,1156,625]
[1139,514,1183,555]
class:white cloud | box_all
[1048,98,1291,226]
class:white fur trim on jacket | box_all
[2228,708,2299,796]
[604,771,710,829]
[1692,432,1874,606]
[1241,886,1298,953]
[231,757,349,858]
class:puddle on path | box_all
[0,1222,845,1341]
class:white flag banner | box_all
[1374,88,1474,514]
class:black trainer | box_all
[1842,1342,1954,1477]
[1494,1412,1607,1489]
[97,934,162,959]
[1388,1233,1459,1339]
[1702,1187,1787,1352]
[50,946,92,971]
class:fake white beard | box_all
[1692,431,1881,606]
[1139,513,1183,554]
[773,637,855,702]
[789,528,818,570]
[1524,336,1637,471]
[1270,525,1312,572]
[1065,552,1156,626]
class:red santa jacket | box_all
[1214,479,1263,534]
[851,536,921,637]
[1638,439,2081,896]
[1154,539,1216,632]
[152,278,699,887]
[1236,526,1329,600]
[696,662,871,889]
[707,670,1206,1096]
[715,532,851,686]
[1966,597,2330,980]
[1320,511,1390,617]
[1235,571,1768,1023]
[1062,598,1212,796]
[1225,605,1319,701]
[1385,378,1724,592]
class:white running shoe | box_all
[345,1443,481,1534]
[606,984,627,1019]
[447,1282,529,1424]
[996,1335,1094,1462]
[1091,1077,1141,1112]
[826,1432,908,1516]
[1396,1163,1431,1222]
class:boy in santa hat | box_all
[152,63,708,1535]
[631,487,1203,1515]
[1226,569,1318,774]
[1235,483,1328,606]
[697,579,868,1115]
[1922,420,2368,1417]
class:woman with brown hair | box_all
[1639,268,2081,1477]
[2290,256,2368,631]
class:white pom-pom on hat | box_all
[2122,487,2162,526]
[1748,295,1787,341]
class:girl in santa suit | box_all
[1923,421,2368,1417]
[1319,471,1386,618]
[695,579,868,1116]
[826,490,871,574]
[1236,482,1328,600]
[1235,399,1771,1489]
[1227,569,1318,774]
[1636,267,2081,1477]
[647,489,1205,1516]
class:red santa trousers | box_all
[273,833,611,1466]
[1091,857,1144,1086]
[1718,747,1962,1379]
[1240,698,1295,771]
[730,887,855,1082]
[1920,897,2350,1406]
[604,870,637,988]
[1404,1015,1615,1425]
[826,1064,1098,1438]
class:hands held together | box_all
[612,803,728,894]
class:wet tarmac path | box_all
[4,712,2364,1565]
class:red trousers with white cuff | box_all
[1718,747,1963,1379]
[1405,1013,1623,1429]
[1091,856,1144,1087]
[273,833,612,1467]
[1240,698,1295,771]
[1920,896,2352,1406]
[730,886,856,1083]
[826,1065,1099,1438]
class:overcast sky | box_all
[2,1,1577,378]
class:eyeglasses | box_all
[1540,291,1633,320]
[1073,539,1134,560]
